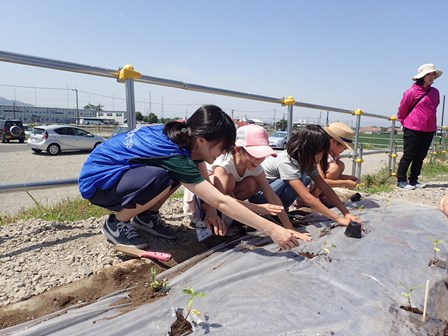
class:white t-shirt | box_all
[261,150,318,182]
[207,154,264,182]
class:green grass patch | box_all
[358,156,448,194]
[358,168,396,193]
[421,159,448,178]
[0,193,110,226]
[0,189,186,226]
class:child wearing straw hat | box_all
[321,122,360,190]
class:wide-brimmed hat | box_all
[324,122,354,151]
[412,64,443,80]
[235,124,277,158]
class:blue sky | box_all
[1,0,447,126]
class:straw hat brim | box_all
[324,126,354,151]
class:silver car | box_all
[27,125,104,155]
[268,131,288,149]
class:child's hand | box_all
[205,214,227,236]
[270,226,299,250]
[345,180,358,189]
[335,217,352,226]
[286,229,312,241]
[344,213,362,224]
[252,203,284,216]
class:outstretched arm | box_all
[184,180,301,250]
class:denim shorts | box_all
[89,166,178,211]
[249,176,312,209]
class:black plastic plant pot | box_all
[344,221,362,238]
[350,192,362,202]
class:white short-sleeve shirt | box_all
[207,154,264,182]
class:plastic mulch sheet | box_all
[2,197,448,336]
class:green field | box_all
[358,133,445,150]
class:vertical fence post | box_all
[387,115,397,173]
[118,65,141,131]
[351,109,363,176]
[281,96,295,140]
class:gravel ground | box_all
[0,150,447,308]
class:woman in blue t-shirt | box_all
[79,105,300,250]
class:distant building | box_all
[360,126,382,134]
[246,118,265,126]
[0,104,125,124]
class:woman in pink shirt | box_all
[396,64,442,190]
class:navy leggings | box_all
[89,166,177,211]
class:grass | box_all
[1,159,448,226]
[358,168,396,193]
[358,155,448,194]
[0,187,186,226]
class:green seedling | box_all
[432,239,444,262]
[150,266,169,292]
[384,199,391,211]
[357,204,364,221]
[182,287,205,319]
[400,282,424,309]
[322,241,336,255]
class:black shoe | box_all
[132,211,178,239]
[102,214,148,248]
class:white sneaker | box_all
[397,181,415,190]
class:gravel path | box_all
[0,150,447,309]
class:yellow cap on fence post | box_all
[389,115,398,121]
[281,96,295,106]
[117,64,141,82]
[353,108,363,116]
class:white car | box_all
[268,131,288,149]
[27,125,104,155]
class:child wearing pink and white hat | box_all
[183,124,311,241]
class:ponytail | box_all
[164,105,236,152]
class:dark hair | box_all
[415,77,425,85]
[287,124,330,174]
[164,104,236,152]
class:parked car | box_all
[268,131,288,149]
[27,125,105,155]
[23,124,33,140]
[0,120,26,143]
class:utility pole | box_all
[13,89,16,119]
[72,89,79,126]
[161,96,164,120]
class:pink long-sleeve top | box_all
[397,83,440,132]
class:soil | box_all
[169,311,193,336]
[400,305,424,315]
[0,233,239,330]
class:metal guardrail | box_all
[1,50,443,194]
[0,179,78,194]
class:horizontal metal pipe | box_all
[1,50,373,115]
[0,179,78,194]
[0,50,118,79]
[138,74,282,104]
